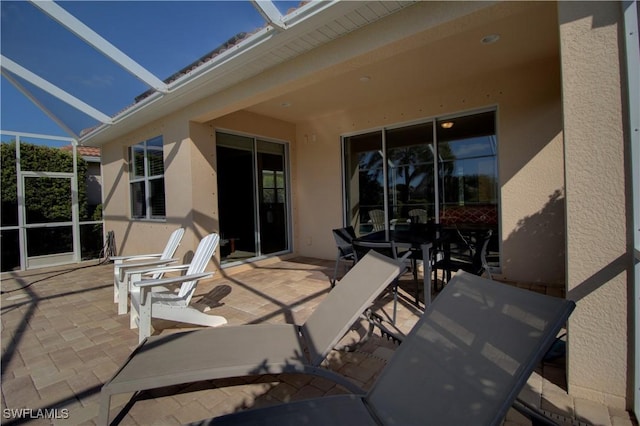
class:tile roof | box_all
[61,145,101,157]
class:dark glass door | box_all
[217,133,289,263]
[257,140,287,255]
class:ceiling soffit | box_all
[211,1,561,126]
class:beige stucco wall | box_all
[294,56,565,285]
[96,0,633,407]
[100,0,567,284]
[101,110,295,269]
[103,57,566,284]
[558,1,630,408]
[101,113,214,266]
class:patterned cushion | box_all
[440,205,497,225]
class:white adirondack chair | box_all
[129,233,227,343]
[111,227,185,315]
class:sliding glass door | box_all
[216,132,290,264]
[257,141,288,255]
[342,110,499,265]
[343,131,385,232]
[436,112,498,228]
[343,123,436,232]
[386,123,436,225]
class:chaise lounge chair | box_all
[99,251,405,425]
[111,227,185,315]
[189,271,575,426]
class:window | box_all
[129,136,165,219]
[343,123,436,231]
[436,111,498,225]
[262,169,285,204]
[342,110,499,266]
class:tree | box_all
[1,141,89,224]
[1,141,93,271]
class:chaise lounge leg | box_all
[330,252,341,288]
[98,392,112,426]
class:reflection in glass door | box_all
[216,132,290,264]
[343,131,384,234]
[257,140,287,255]
[343,123,435,235]
[386,123,435,227]
[436,112,498,226]
[342,110,499,267]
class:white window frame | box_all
[129,136,165,220]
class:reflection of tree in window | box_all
[262,170,284,203]
[356,150,385,210]
[387,144,433,216]
[437,112,497,207]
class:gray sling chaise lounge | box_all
[99,251,405,425]
[190,271,575,426]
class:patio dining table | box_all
[355,226,439,307]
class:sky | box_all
[1,0,297,139]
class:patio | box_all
[0,257,634,425]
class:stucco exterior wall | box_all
[95,0,633,407]
[101,115,204,264]
[101,110,296,268]
[558,1,630,408]
[294,56,565,285]
[100,0,567,284]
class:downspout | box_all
[623,0,640,416]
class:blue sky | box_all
[1,1,296,138]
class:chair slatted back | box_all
[408,208,428,224]
[352,240,399,263]
[152,227,185,279]
[332,226,356,256]
[368,209,386,231]
[176,233,220,302]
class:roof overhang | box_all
[72,1,418,146]
[4,1,560,148]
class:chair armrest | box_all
[111,254,163,263]
[133,272,213,288]
[117,259,178,281]
[117,258,178,272]
[137,264,190,276]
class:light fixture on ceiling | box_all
[481,34,500,44]
[359,76,371,83]
[440,121,454,129]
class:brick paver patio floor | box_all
[1,256,636,425]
